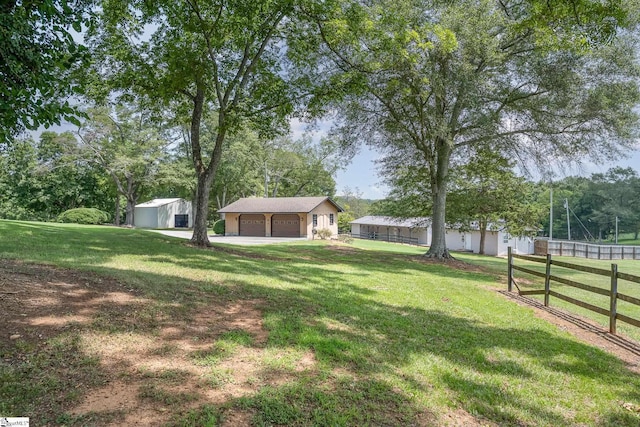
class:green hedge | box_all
[57,208,111,225]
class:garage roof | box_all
[350,215,431,228]
[135,198,184,208]
[218,197,344,213]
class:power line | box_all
[566,202,595,241]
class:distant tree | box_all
[335,187,373,234]
[258,135,341,198]
[447,150,545,254]
[0,137,40,219]
[77,106,168,226]
[584,168,640,240]
[0,133,110,220]
[0,0,91,143]
[336,187,370,219]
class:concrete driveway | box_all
[147,229,309,245]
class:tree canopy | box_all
[0,0,91,143]
[89,0,303,244]
[298,0,640,257]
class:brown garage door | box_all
[271,214,300,237]
[239,214,265,236]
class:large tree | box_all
[0,0,90,143]
[77,106,168,226]
[90,0,298,245]
[299,0,640,258]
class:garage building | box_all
[218,196,343,238]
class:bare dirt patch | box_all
[0,259,315,426]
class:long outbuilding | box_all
[350,215,535,256]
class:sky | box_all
[334,146,640,200]
[292,117,640,200]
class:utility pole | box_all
[564,198,571,240]
[549,187,553,241]
[615,216,619,244]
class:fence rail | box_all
[351,232,421,246]
[507,247,640,334]
[535,239,640,260]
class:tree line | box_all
[0,107,341,225]
[2,0,640,257]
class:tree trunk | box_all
[426,138,453,259]
[189,84,227,246]
[264,161,269,197]
[479,218,487,255]
[124,175,137,226]
[114,196,121,226]
[191,171,214,245]
[125,197,135,226]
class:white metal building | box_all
[134,198,193,229]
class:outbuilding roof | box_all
[351,215,431,228]
[135,198,184,208]
[218,196,344,213]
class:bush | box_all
[316,228,333,240]
[213,219,225,235]
[57,208,110,225]
[337,234,354,244]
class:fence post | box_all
[544,253,552,307]
[610,263,618,334]
[507,246,513,292]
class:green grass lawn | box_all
[1,220,640,426]
[457,250,640,343]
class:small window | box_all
[503,234,510,243]
[329,213,334,225]
[312,214,318,227]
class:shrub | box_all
[316,228,333,240]
[57,208,110,225]
[337,234,354,244]
[213,219,225,235]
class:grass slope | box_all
[1,220,639,426]
[454,251,640,343]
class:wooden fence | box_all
[507,247,640,334]
[535,239,640,260]
[351,233,421,246]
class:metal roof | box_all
[218,196,344,213]
[350,215,431,228]
[135,198,184,208]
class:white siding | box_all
[134,207,158,228]
[445,230,466,251]
[351,223,361,235]
[134,199,193,229]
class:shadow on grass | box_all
[2,221,640,425]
